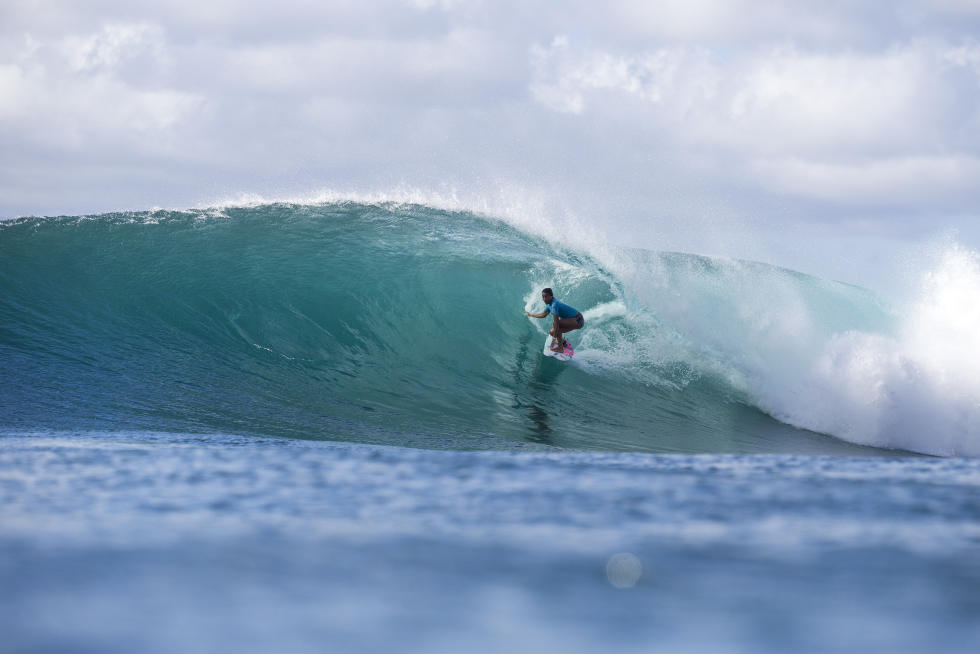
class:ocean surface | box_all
[2,202,979,652]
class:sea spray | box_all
[777,245,980,455]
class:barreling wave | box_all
[1,201,976,456]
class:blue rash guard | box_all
[547,299,579,319]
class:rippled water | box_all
[2,431,978,653]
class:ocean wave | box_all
[1,201,975,455]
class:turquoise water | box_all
[0,202,900,454]
[3,202,979,653]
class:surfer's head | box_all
[542,288,553,303]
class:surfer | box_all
[525,288,584,351]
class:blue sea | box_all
[2,202,978,653]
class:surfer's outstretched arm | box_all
[525,309,549,319]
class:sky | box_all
[2,0,980,288]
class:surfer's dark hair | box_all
[542,287,553,297]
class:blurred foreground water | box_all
[2,431,978,654]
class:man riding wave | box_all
[525,287,584,352]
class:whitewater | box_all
[3,200,980,654]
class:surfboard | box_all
[543,334,574,361]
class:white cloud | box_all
[0,24,202,155]
[943,42,980,73]
[529,36,980,206]
[60,22,165,74]
[0,63,26,119]
[204,27,514,102]
[751,155,980,204]
[530,36,697,114]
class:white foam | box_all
[200,184,611,256]
[562,240,980,456]
[766,245,980,456]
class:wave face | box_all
[1,202,973,455]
